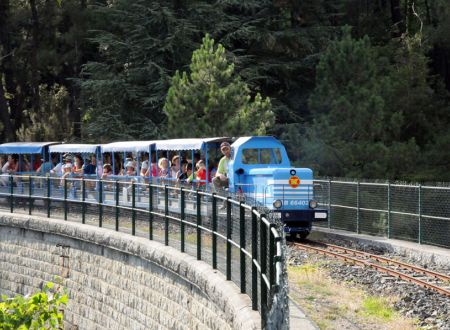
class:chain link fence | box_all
[0,175,288,329]
[314,179,450,248]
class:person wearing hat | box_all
[125,160,136,176]
[212,142,231,195]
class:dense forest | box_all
[0,0,449,181]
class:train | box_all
[0,136,327,238]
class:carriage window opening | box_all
[242,148,282,164]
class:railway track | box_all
[292,241,450,298]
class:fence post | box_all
[64,178,68,221]
[164,185,169,246]
[239,202,246,294]
[226,197,232,281]
[115,181,119,231]
[356,181,360,234]
[269,223,275,289]
[418,184,422,244]
[180,188,185,253]
[251,207,258,311]
[98,179,103,227]
[260,216,268,327]
[387,182,391,238]
[28,177,33,215]
[131,181,136,236]
[47,177,51,218]
[197,190,202,260]
[82,179,86,224]
[9,175,13,213]
[212,193,218,269]
[328,179,331,229]
[149,183,153,240]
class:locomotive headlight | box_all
[309,200,318,209]
[273,199,282,209]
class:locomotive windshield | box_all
[241,148,282,164]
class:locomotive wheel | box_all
[299,232,309,240]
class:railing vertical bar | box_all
[212,193,217,269]
[418,184,422,244]
[9,175,13,213]
[28,177,33,215]
[180,188,185,253]
[132,182,136,236]
[164,185,169,246]
[239,202,246,294]
[226,197,232,281]
[64,178,68,221]
[115,181,119,231]
[149,183,153,240]
[328,179,331,228]
[356,181,360,234]
[81,179,86,224]
[46,177,51,218]
[260,216,268,326]
[387,182,391,238]
[98,179,103,227]
[196,190,202,260]
[251,207,258,311]
[269,223,275,288]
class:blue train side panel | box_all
[228,136,328,237]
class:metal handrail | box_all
[0,174,283,328]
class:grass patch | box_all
[361,296,395,320]
[288,262,418,329]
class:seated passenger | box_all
[73,155,84,176]
[60,163,73,186]
[101,164,113,180]
[0,154,19,186]
[212,142,231,193]
[170,155,180,179]
[158,157,169,177]
[36,158,53,175]
[140,153,149,177]
[84,155,97,176]
[125,161,136,176]
[196,160,207,187]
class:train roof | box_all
[155,137,229,151]
[49,144,100,154]
[101,141,157,153]
[231,136,283,149]
[0,142,59,154]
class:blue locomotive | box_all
[229,137,327,238]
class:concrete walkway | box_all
[289,298,318,330]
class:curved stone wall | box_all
[0,212,260,329]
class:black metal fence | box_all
[0,174,287,329]
[314,179,450,248]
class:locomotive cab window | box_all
[242,148,282,164]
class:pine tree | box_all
[164,34,274,138]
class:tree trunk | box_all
[0,77,15,141]
[29,0,41,115]
[0,0,17,139]
[390,0,405,36]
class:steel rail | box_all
[293,242,450,298]
[323,243,450,282]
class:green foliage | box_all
[303,27,450,180]
[16,84,73,142]
[164,34,274,137]
[0,282,68,330]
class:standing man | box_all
[212,142,231,193]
